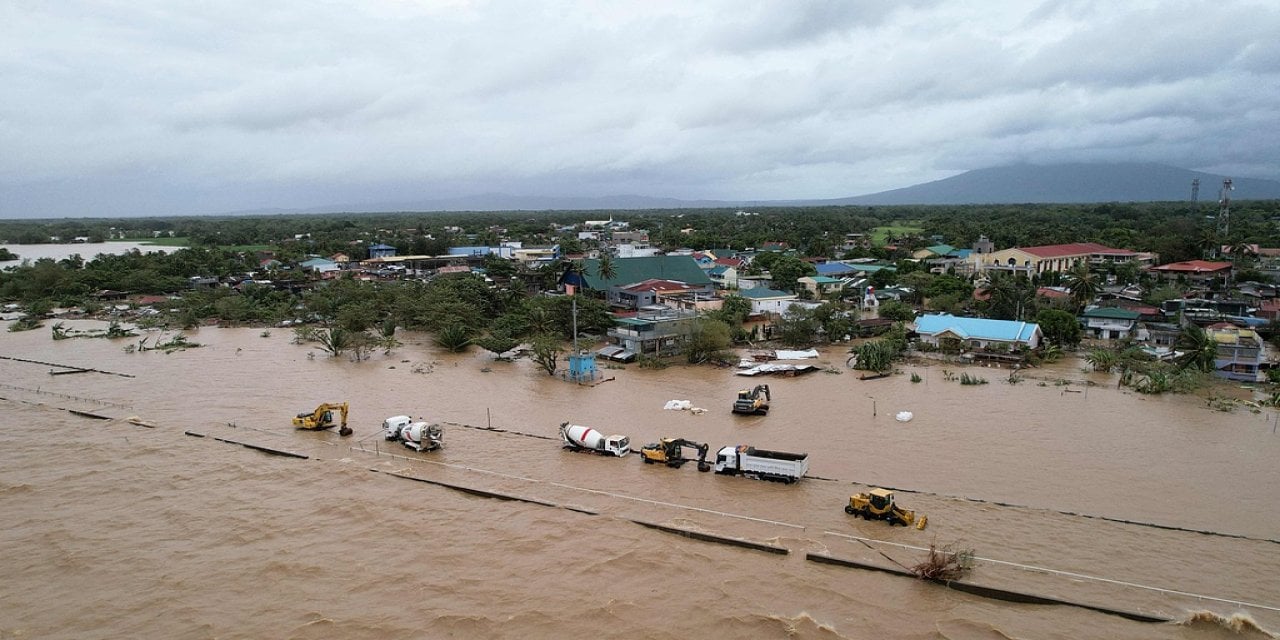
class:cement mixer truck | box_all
[559,422,630,457]
[383,415,444,452]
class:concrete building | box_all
[739,288,800,315]
[1207,324,1267,382]
[606,306,700,357]
[1080,307,1141,340]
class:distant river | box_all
[0,241,178,268]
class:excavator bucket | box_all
[914,515,928,530]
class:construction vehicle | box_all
[732,384,771,415]
[713,445,807,483]
[640,438,711,471]
[383,415,443,452]
[559,422,630,457]
[293,402,352,436]
[845,488,927,529]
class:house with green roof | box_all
[575,256,712,292]
[1080,307,1141,340]
[912,244,957,260]
[798,275,848,298]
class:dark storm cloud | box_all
[1,0,1277,217]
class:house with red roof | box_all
[610,278,716,310]
[1149,260,1232,286]
[970,242,1153,277]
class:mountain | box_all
[822,162,1280,206]
[219,162,1280,216]
[293,193,739,214]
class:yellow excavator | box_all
[640,438,711,472]
[845,488,927,529]
[292,402,352,436]
[732,384,771,415]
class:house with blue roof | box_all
[368,243,397,259]
[914,314,1042,350]
[299,257,340,275]
[707,264,738,289]
[815,261,859,277]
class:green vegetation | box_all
[870,224,925,247]
[0,200,1278,399]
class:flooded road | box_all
[1,322,1277,638]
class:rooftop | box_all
[915,313,1041,342]
[1020,242,1120,259]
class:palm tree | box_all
[1065,262,1101,312]
[1174,324,1218,372]
[596,254,617,283]
[985,274,1034,320]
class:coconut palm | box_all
[985,274,1035,320]
[596,254,617,283]
[1064,262,1100,312]
[1174,324,1218,372]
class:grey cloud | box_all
[2,0,1278,217]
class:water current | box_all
[1,321,1277,638]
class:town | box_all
[3,201,1278,395]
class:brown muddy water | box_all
[1,321,1278,639]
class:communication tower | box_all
[1190,178,1199,204]
[1218,178,1234,236]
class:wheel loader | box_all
[845,488,927,529]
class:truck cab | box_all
[605,435,630,456]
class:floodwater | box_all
[1,321,1277,639]
[0,242,177,269]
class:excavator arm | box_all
[293,402,352,436]
[670,439,711,472]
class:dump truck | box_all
[732,384,771,415]
[559,422,630,457]
[383,415,444,452]
[712,445,808,483]
[845,488,927,529]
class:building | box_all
[608,279,715,310]
[1207,324,1267,382]
[914,314,1042,351]
[1080,307,1141,340]
[299,257,340,275]
[814,261,860,278]
[368,243,397,259]
[738,288,800,315]
[606,306,700,357]
[707,264,738,289]
[577,256,712,293]
[1149,260,1232,286]
[798,275,848,299]
[512,245,560,268]
[615,242,661,258]
[970,242,1140,277]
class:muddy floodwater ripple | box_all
[0,322,1277,639]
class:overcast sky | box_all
[3,1,1278,218]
